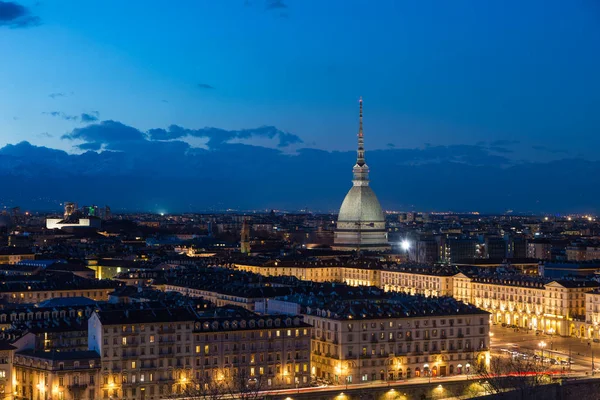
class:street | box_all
[490,324,600,376]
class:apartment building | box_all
[0,249,35,265]
[381,266,456,297]
[455,274,599,336]
[191,313,312,390]
[0,280,119,305]
[467,275,547,330]
[259,290,490,385]
[234,260,343,283]
[13,350,100,400]
[89,308,197,400]
[88,306,312,400]
[0,343,15,400]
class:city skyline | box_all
[2,0,600,213]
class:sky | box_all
[1,0,600,213]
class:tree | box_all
[475,351,554,400]
[166,369,266,400]
[167,374,228,400]
[223,369,265,400]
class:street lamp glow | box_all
[401,240,410,251]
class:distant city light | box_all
[401,240,410,251]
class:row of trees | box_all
[475,351,558,400]
[168,370,265,400]
[164,352,559,400]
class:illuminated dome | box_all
[333,99,389,252]
[338,185,384,223]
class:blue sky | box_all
[1,0,600,212]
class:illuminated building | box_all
[333,99,390,252]
[13,350,100,400]
[88,306,311,399]
[0,248,35,265]
[456,274,599,336]
[89,307,198,400]
[240,218,251,254]
[261,290,490,384]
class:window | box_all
[122,337,127,346]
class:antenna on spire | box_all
[359,97,363,137]
[357,97,365,166]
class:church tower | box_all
[240,217,251,254]
[333,99,390,252]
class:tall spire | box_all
[352,97,369,186]
[357,97,365,166]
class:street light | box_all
[539,341,547,362]
[401,240,410,252]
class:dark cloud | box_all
[386,143,395,148]
[387,144,510,167]
[161,99,169,103]
[80,113,99,123]
[43,111,78,121]
[0,137,598,214]
[197,83,215,90]
[0,1,40,28]
[77,142,102,151]
[48,92,65,99]
[266,0,287,10]
[61,120,146,151]
[37,132,52,138]
[147,124,303,148]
